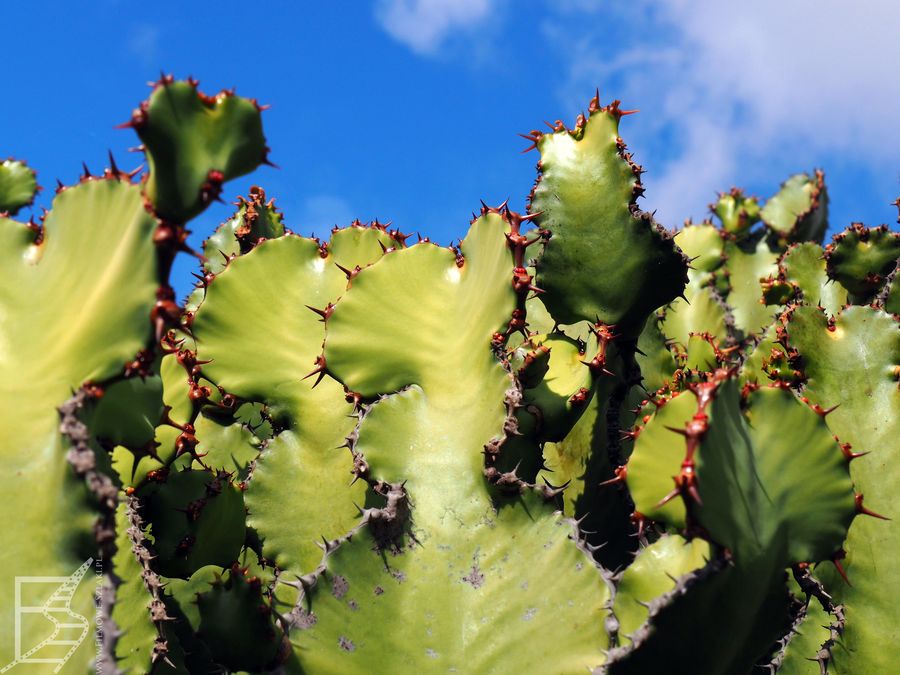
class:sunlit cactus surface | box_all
[1,77,897,675]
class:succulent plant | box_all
[2,79,897,675]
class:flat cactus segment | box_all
[540,346,640,569]
[517,331,598,442]
[739,325,784,384]
[0,158,39,215]
[325,212,516,397]
[626,390,695,528]
[613,534,710,642]
[328,220,406,268]
[711,188,761,238]
[530,99,688,336]
[698,383,854,563]
[723,237,780,337]
[604,553,790,675]
[824,222,900,298]
[879,263,900,314]
[88,375,164,451]
[111,501,185,673]
[193,565,286,671]
[781,304,900,673]
[635,317,678,392]
[282,212,612,670]
[0,177,160,667]
[246,431,367,573]
[193,412,262,479]
[131,77,268,223]
[760,171,828,244]
[140,470,246,578]
[659,286,730,349]
[633,377,854,562]
[780,241,847,316]
[290,492,610,674]
[203,186,284,273]
[770,575,835,675]
[194,235,346,416]
[674,222,724,285]
[193,225,398,578]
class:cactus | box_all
[0,158,39,215]
[3,80,898,675]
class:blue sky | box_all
[5,1,899,298]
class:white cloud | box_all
[374,0,494,55]
[544,1,900,224]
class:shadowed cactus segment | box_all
[0,157,39,215]
[3,80,897,675]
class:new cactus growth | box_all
[2,78,897,675]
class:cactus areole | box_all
[0,77,897,675]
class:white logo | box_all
[1,559,93,673]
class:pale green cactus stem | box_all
[277,208,613,672]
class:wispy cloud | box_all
[374,0,495,55]
[544,0,900,225]
[297,195,356,236]
[128,24,160,68]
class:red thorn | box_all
[838,440,868,461]
[855,493,890,520]
[830,551,852,586]
[305,304,334,322]
[655,486,681,509]
[302,355,327,388]
[599,465,627,488]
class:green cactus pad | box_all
[614,376,855,673]
[878,264,900,314]
[191,565,286,671]
[193,224,402,575]
[723,238,780,338]
[193,412,262,480]
[0,177,160,667]
[770,574,835,674]
[760,171,828,244]
[111,501,185,673]
[630,378,855,562]
[531,99,687,336]
[625,390,695,528]
[0,158,39,215]
[674,222,725,286]
[779,242,847,316]
[605,552,790,674]
[635,317,679,393]
[89,374,164,451]
[132,77,268,223]
[203,186,285,273]
[781,304,900,673]
[824,222,900,298]
[613,534,711,641]
[659,286,730,349]
[540,361,637,569]
[711,188,761,238]
[245,430,367,574]
[281,213,611,670]
[140,470,246,578]
[518,331,598,442]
